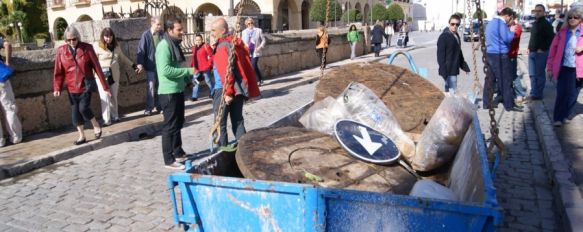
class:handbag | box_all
[0,62,13,83]
[102,67,115,86]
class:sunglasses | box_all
[65,38,77,42]
[450,23,460,27]
[568,16,581,20]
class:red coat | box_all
[214,35,260,98]
[191,43,213,72]
[53,42,109,93]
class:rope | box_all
[466,0,482,100]
[209,0,248,145]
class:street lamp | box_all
[8,22,23,44]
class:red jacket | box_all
[191,43,213,72]
[53,42,109,93]
[508,24,522,58]
[214,35,260,98]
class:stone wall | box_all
[5,18,365,135]
[5,18,149,135]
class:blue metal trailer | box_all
[168,102,503,231]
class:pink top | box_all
[547,24,583,80]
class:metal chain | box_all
[473,0,507,160]
[467,0,482,97]
[210,0,247,145]
[319,0,331,78]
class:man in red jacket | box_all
[190,34,214,101]
[211,18,260,147]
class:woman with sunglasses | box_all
[53,26,110,145]
[547,7,583,126]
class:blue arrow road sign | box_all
[334,119,401,164]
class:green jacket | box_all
[155,39,194,94]
[347,31,360,42]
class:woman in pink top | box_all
[547,7,583,126]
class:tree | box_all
[0,0,49,43]
[386,4,405,22]
[341,9,362,22]
[473,10,487,19]
[310,0,343,24]
[372,4,388,21]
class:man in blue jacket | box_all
[137,16,163,116]
[484,8,522,112]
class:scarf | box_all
[163,33,185,63]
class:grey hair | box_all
[565,7,583,28]
[64,26,81,41]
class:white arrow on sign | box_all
[353,126,382,156]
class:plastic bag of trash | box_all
[337,82,415,159]
[448,124,484,202]
[299,96,351,135]
[409,179,458,201]
[412,95,475,172]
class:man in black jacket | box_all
[527,4,554,101]
[437,14,470,94]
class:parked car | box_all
[521,15,536,31]
[463,21,480,42]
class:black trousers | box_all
[484,53,514,110]
[159,93,186,165]
[68,91,94,126]
[212,89,246,146]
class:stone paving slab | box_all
[530,79,583,232]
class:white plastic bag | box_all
[299,97,351,135]
[409,179,458,201]
[413,95,475,171]
[337,82,415,159]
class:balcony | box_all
[49,0,65,9]
[72,0,91,6]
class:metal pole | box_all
[370,0,373,25]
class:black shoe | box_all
[74,138,86,145]
[95,129,102,139]
[190,98,198,102]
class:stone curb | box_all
[0,76,319,181]
[529,101,583,232]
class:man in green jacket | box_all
[156,17,194,170]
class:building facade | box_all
[46,0,411,39]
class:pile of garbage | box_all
[236,62,477,201]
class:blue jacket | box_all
[137,29,162,71]
[485,17,514,54]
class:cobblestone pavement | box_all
[0,32,564,231]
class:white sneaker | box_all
[12,137,22,144]
[553,121,562,127]
[165,162,185,170]
[563,119,571,124]
[175,157,188,163]
[0,138,5,147]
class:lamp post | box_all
[9,22,23,44]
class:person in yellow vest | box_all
[315,25,330,68]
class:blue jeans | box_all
[484,53,514,109]
[528,50,549,98]
[145,70,160,112]
[191,71,214,99]
[510,58,526,97]
[445,75,457,93]
[252,57,263,82]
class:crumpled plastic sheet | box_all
[299,96,351,135]
[336,82,416,160]
[409,179,458,201]
[412,95,475,172]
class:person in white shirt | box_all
[241,17,267,86]
[0,38,22,147]
[385,22,395,47]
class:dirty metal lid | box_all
[334,119,400,165]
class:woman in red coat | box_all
[53,26,111,145]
